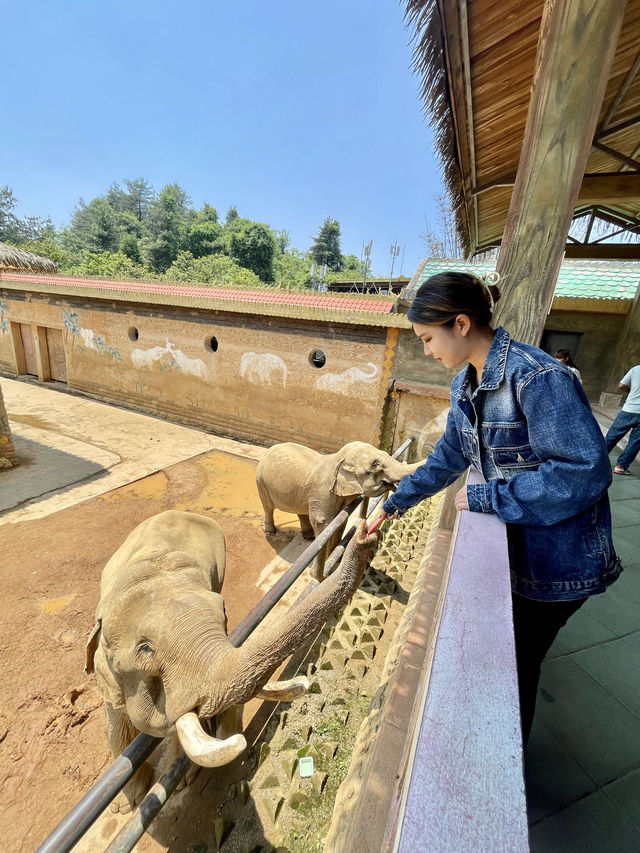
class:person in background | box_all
[380,271,621,745]
[605,363,640,475]
[554,348,582,383]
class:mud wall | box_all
[0,291,398,451]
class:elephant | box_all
[85,509,377,813]
[256,441,422,579]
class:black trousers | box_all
[511,593,587,746]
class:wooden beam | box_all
[564,242,640,259]
[596,114,640,141]
[578,173,640,203]
[495,0,628,345]
[599,49,640,131]
[592,141,640,171]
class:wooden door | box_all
[45,328,67,383]
[19,324,38,376]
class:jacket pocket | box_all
[482,422,540,469]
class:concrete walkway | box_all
[527,420,640,851]
[0,378,264,525]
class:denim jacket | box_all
[384,327,622,601]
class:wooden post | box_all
[494,0,627,344]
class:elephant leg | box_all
[257,482,277,534]
[298,514,315,540]
[104,702,153,814]
[310,514,329,582]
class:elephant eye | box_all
[135,641,154,657]
[370,459,381,471]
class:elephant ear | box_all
[84,618,102,674]
[331,459,363,497]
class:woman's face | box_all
[413,320,471,369]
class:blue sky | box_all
[4,1,445,277]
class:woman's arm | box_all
[466,368,611,526]
[383,407,470,516]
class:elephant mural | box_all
[256,441,422,579]
[85,510,377,813]
[239,352,288,387]
[315,362,378,395]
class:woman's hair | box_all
[407,271,501,327]
[554,348,579,369]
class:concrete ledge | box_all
[394,471,527,852]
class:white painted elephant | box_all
[256,441,422,578]
[85,510,377,813]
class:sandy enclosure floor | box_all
[0,449,308,853]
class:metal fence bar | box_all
[35,438,414,853]
[104,754,192,853]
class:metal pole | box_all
[104,754,192,853]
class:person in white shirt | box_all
[605,364,640,474]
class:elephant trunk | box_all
[216,522,378,712]
[385,456,424,484]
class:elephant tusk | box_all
[175,712,246,767]
[258,675,309,702]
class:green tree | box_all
[17,234,72,270]
[197,203,219,224]
[273,228,290,254]
[143,184,190,273]
[310,217,343,271]
[229,221,276,281]
[225,205,239,226]
[119,232,142,264]
[123,178,155,223]
[63,197,120,255]
[0,186,55,244]
[72,251,151,279]
[164,251,262,287]
[188,221,224,258]
[273,249,311,288]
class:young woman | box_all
[382,271,621,744]
[554,348,582,383]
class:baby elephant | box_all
[85,510,378,812]
[256,440,421,578]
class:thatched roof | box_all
[405,0,640,258]
[0,242,58,274]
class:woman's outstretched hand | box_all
[454,486,469,511]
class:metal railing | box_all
[35,438,413,853]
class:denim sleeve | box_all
[383,407,470,516]
[466,368,611,525]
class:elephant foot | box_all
[264,523,277,535]
[110,762,153,813]
[301,529,315,540]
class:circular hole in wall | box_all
[128,327,139,342]
[205,336,219,353]
[309,349,326,368]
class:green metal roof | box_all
[405,258,640,302]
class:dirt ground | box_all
[0,449,302,853]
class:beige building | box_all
[0,272,419,453]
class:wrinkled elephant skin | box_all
[85,510,378,812]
